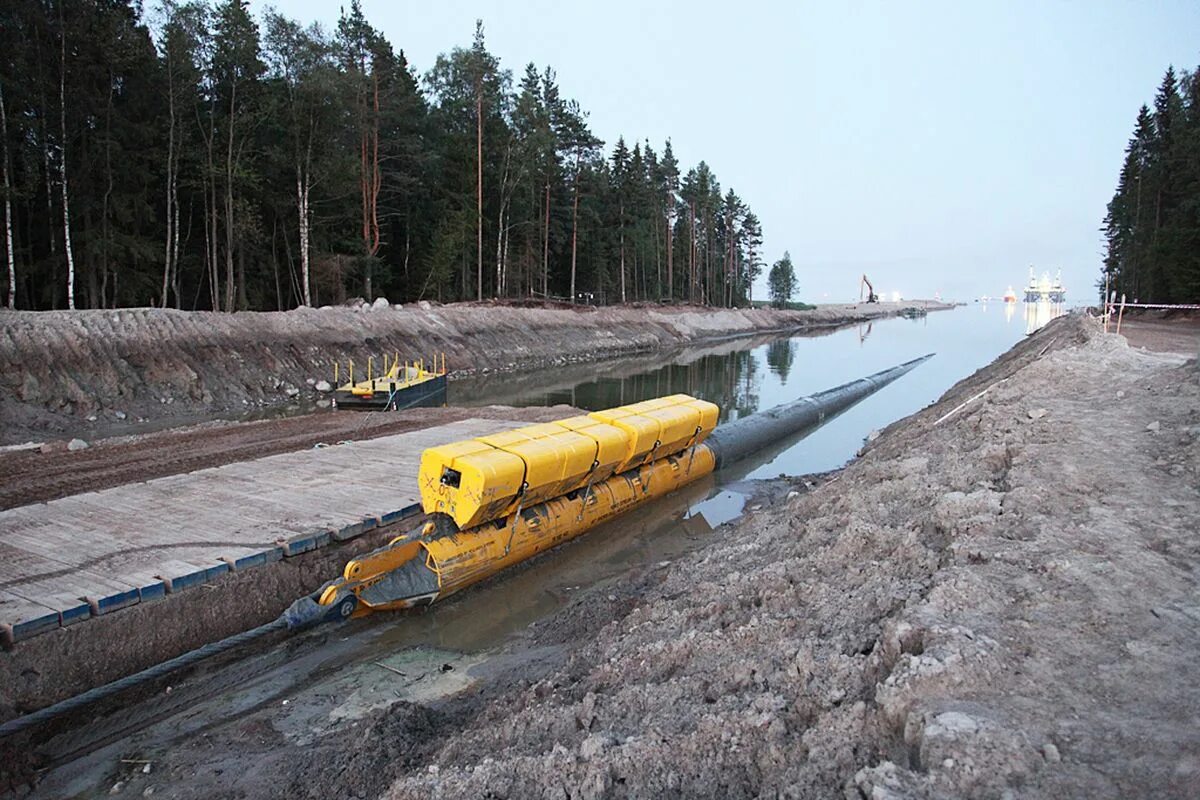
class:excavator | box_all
[860,274,879,304]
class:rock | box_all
[579,733,611,761]
[110,781,125,795]
[142,763,152,774]
[316,399,331,409]
[786,490,800,500]
[87,414,98,422]
[67,438,89,452]
[285,386,300,398]
[1027,408,1048,420]
[576,691,598,730]
[1146,420,1161,433]
[114,410,127,420]
[1043,742,1061,763]
[418,300,432,311]
[867,429,882,442]
[306,377,316,386]
[371,296,390,309]
[925,711,979,738]
[1116,390,1126,400]
[315,380,332,392]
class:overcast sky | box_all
[262,0,1199,303]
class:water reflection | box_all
[1024,300,1066,335]
[765,338,796,382]
[458,308,1028,476]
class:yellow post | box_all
[349,360,354,385]
[334,361,339,386]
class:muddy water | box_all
[458,305,1046,477]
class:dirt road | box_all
[1117,313,1200,355]
[0,405,576,510]
[8,313,1193,799]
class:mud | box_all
[0,301,947,445]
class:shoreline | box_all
[0,300,953,446]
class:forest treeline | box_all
[0,0,766,311]
[1102,63,1200,303]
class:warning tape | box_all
[1106,303,1200,310]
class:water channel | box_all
[457,303,1038,477]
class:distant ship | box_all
[1002,286,1018,303]
[1023,268,1067,304]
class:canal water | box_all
[457,304,1039,478]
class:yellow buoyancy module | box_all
[345,444,718,613]
[418,394,718,530]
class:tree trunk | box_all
[59,7,77,311]
[495,203,506,297]
[619,201,626,304]
[475,81,483,301]
[570,153,580,303]
[0,81,15,309]
[161,44,177,308]
[297,170,311,307]
[102,72,114,308]
[224,80,237,312]
[688,202,696,305]
[542,182,550,297]
[665,200,673,302]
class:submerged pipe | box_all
[706,353,934,468]
[319,354,935,618]
[0,355,933,739]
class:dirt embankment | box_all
[0,301,946,445]
[42,313,1196,800]
[357,314,1192,800]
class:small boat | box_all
[1002,286,1018,303]
[333,354,447,411]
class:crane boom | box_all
[860,274,879,303]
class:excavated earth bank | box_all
[0,301,942,445]
[7,313,1198,800]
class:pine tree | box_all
[768,251,796,308]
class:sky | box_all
[259,0,1200,304]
